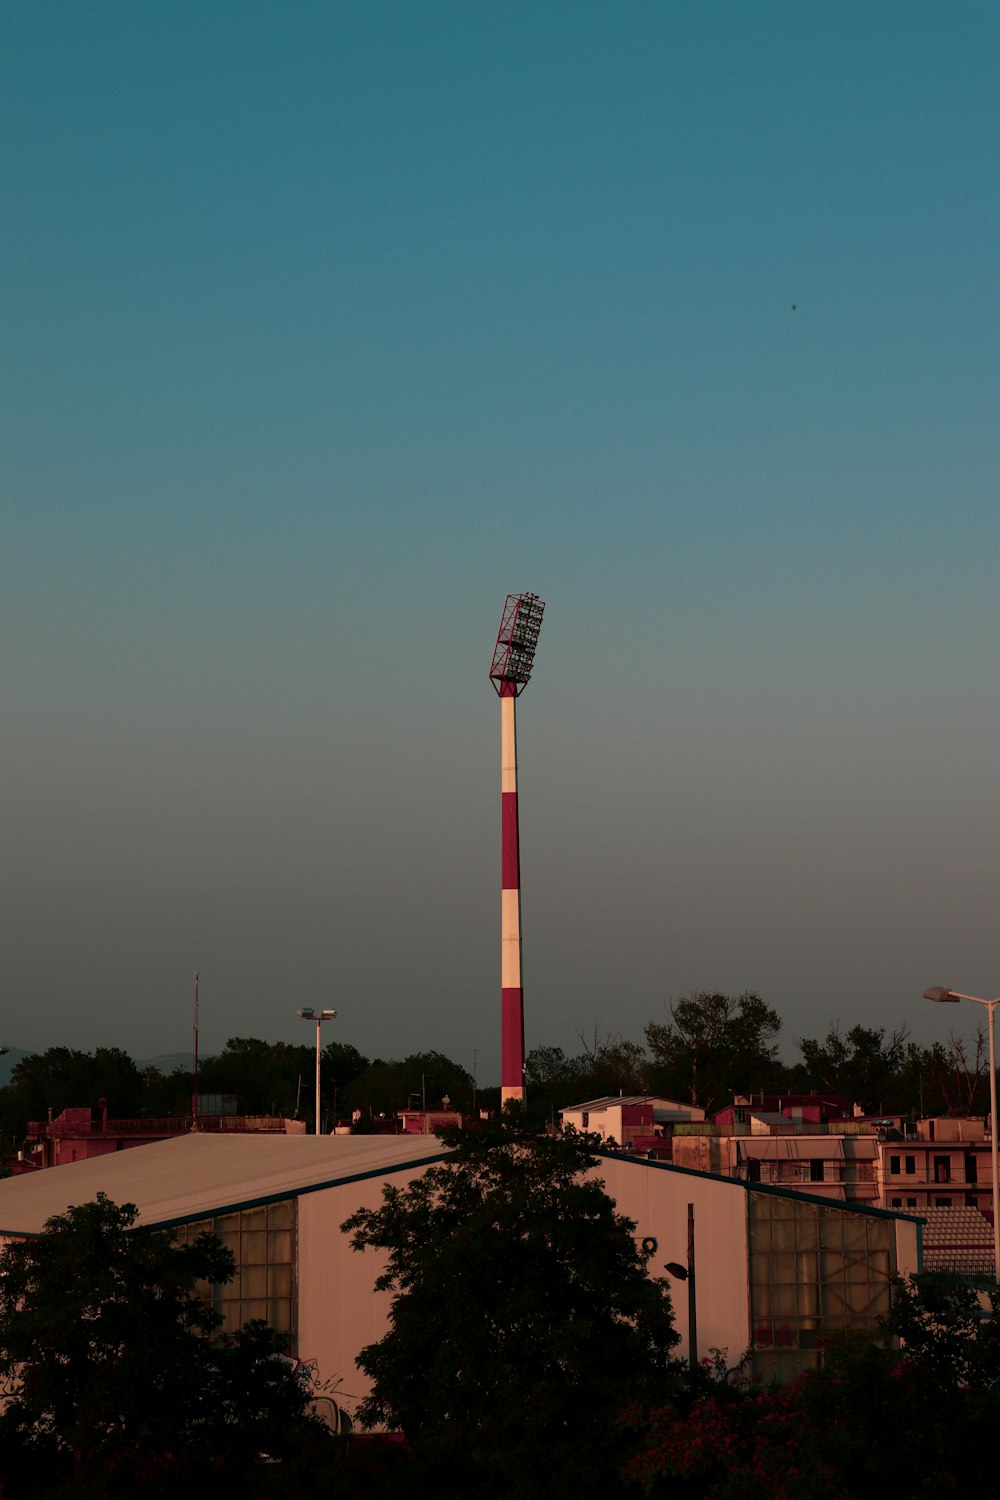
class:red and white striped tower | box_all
[489,592,545,1108]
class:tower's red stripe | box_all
[502,791,520,889]
[501,987,524,1088]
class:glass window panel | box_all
[868,1249,890,1279]
[772,1253,796,1283]
[244,1265,267,1297]
[772,1221,796,1251]
[869,1285,891,1318]
[269,1299,292,1336]
[820,1250,845,1279]
[842,1219,868,1254]
[751,1263,773,1298]
[772,1287,798,1317]
[797,1283,819,1316]
[268,1230,293,1261]
[268,1265,292,1298]
[218,1305,241,1335]
[797,1252,818,1282]
[243,1231,267,1263]
[822,1284,849,1317]
[244,1299,268,1323]
[268,1200,292,1229]
[819,1215,844,1249]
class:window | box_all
[966,1194,979,1208]
[748,1193,893,1384]
[810,1160,825,1183]
[965,1154,978,1183]
[935,1197,952,1208]
[934,1157,951,1184]
[747,1160,761,1182]
[890,1198,902,1208]
[581,1112,589,1128]
[174,1198,296,1349]
[906,1198,917,1208]
[905,1156,915,1174]
[889,1156,901,1175]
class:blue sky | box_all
[2,2,997,1082]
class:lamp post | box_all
[664,1203,698,1370]
[923,986,1000,1284]
[297,1007,337,1137]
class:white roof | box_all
[0,1134,449,1236]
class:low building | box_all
[878,1116,995,1216]
[0,1131,921,1408]
[560,1096,705,1155]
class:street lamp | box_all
[297,1008,337,1137]
[923,986,1000,1284]
[664,1203,698,1370]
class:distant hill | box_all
[136,1053,195,1075]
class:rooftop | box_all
[0,1134,449,1236]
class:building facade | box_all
[0,1131,921,1417]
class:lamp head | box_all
[923,987,960,1003]
[489,592,545,696]
[297,1007,315,1019]
[319,1009,337,1020]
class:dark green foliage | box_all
[523,1033,650,1125]
[796,1022,909,1109]
[625,1274,1000,1499]
[0,1047,144,1141]
[0,1194,331,1496]
[347,1049,475,1119]
[645,992,782,1110]
[892,1033,991,1118]
[884,1270,1000,1389]
[342,1118,682,1500]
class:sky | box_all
[2,2,998,1084]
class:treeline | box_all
[526,990,989,1123]
[0,989,990,1148]
[0,1040,477,1147]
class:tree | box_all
[0,1194,329,1495]
[573,1028,648,1098]
[0,1047,145,1142]
[796,1023,909,1109]
[625,1277,1000,1500]
[891,1034,991,1119]
[348,1050,475,1120]
[884,1271,1000,1391]
[342,1118,681,1499]
[645,992,782,1111]
[523,1033,649,1125]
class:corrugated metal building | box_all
[0,1133,922,1417]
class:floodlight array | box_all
[489,592,546,694]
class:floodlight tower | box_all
[489,592,545,1108]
